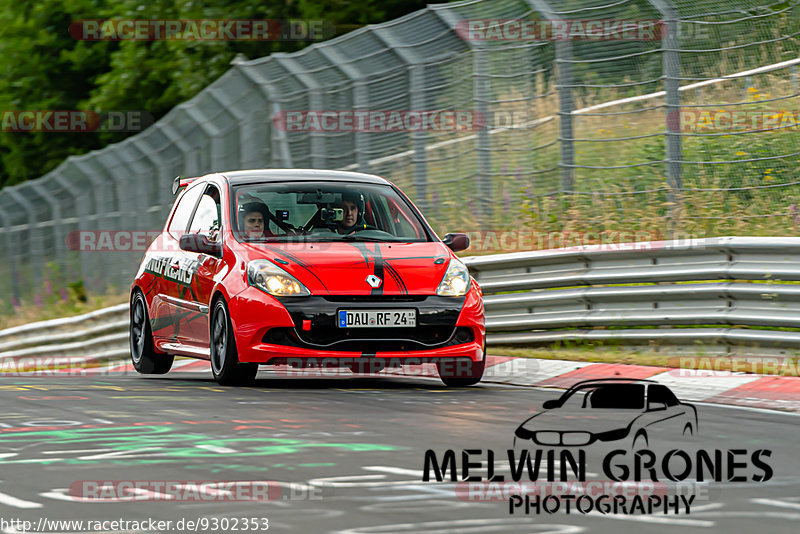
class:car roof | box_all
[218,169,391,186]
[562,378,657,392]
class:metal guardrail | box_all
[0,304,129,365]
[4,236,800,364]
[463,236,800,353]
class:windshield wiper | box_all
[340,235,392,242]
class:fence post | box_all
[5,187,42,292]
[410,64,429,212]
[314,45,371,174]
[555,40,575,193]
[53,170,89,287]
[71,156,114,293]
[0,201,21,305]
[792,65,799,95]
[650,0,683,233]
[527,0,573,194]
[274,56,325,169]
[31,177,66,274]
[234,63,293,168]
[474,43,493,222]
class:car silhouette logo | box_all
[514,378,698,448]
[365,274,382,288]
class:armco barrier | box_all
[464,236,800,354]
[4,237,800,365]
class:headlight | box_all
[247,260,310,297]
[436,259,470,297]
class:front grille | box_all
[532,431,593,446]
[322,295,426,303]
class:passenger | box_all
[240,202,273,239]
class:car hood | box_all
[237,241,455,295]
[517,408,644,433]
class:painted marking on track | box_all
[363,466,423,477]
[78,447,162,460]
[0,453,17,459]
[43,449,112,455]
[0,491,42,509]
[752,498,800,510]
[195,444,237,454]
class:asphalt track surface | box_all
[0,369,798,534]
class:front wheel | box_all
[210,298,258,386]
[437,347,485,387]
[130,290,174,374]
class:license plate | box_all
[337,309,416,328]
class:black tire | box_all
[130,290,174,374]
[210,298,258,386]
[437,342,486,387]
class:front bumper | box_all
[229,284,485,364]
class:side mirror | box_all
[443,233,470,252]
[647,401,667,412]
[180,233,221,256]
[542,399,561,410]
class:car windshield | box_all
[557,383,645,410]
[231,181,431,243]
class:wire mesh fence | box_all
[0,0,798,311]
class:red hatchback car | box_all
[129,170,485,386]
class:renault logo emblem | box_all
[366,274,382,288]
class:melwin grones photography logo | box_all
[421,378,773,516]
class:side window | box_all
[648,385,679,407]
[189,187,222,242]
[168,185,204,237]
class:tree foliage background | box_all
[0,0,427,189]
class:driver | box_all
[240,202,274,239]
[336,191,367,234]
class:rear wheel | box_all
[130,290,174,374]
[210,298,258,386]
